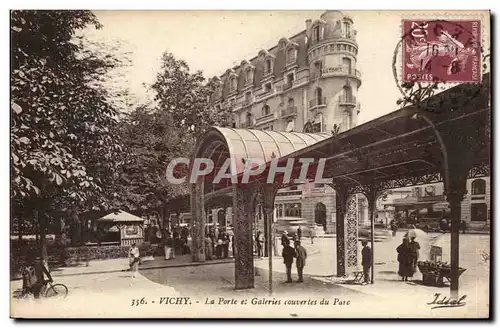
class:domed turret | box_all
[306,10,361,134]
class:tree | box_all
[116,105,192,231]
[11,10,126,262]
[152,52,232,141]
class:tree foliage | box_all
[11,10,126,212]
[152,52,232,140]
[115,106,192,215]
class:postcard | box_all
[10,9,491,319]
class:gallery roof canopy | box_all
[194,75,490,200]
[193,128,330,194]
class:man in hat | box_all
[361,240,372,285]
[281,239,296,283]
[294,240,307,283]
[281,230,289,246]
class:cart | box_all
[418,261,466,287]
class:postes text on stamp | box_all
[402,19,481,83]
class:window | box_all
[342,85,352,102]
[471,203,487,221]
[245,68,253,84]
[289,185,298,191]
[230,77,237,91]
[315,87,323,104]
[264,82,272,92]
[312,122,321,133]
[277,204,284,217]
[315,183,325,188]
[313,25,320,42]
[269,125,273,130]
[414,187,422,197]
[215,104,221,111]
[287,47,296,63]
[262,105,270,116]
[314,61,322,77]
[287,97,295,108]
[344,21,351,37]
[246,112,252,127]
[285,203,302,217]
[265,59,272,74]
[472,179,486,195]
[287,73,295,84]
[342,57,352,74]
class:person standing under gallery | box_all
[294,240,307,283]
[361,240,372,285]
[408,236,421,274]
[281,239,296,283]
[256,230,264,258]
[204,234,213,260]
[396,238,412,281]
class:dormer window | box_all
[313,25,321,42]
[265,59,273,75]
[286,47,297,63]
[246,69,252,83]
[229,76,237,92]
[344,21,351,38]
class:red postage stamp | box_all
[402,19,481,83]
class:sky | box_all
[82,10,430,124]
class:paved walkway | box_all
[40,240,319,278]
[47,254,234,278]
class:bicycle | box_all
[13,280,68,300]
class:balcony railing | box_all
[255,88,274,99]
[309,97,327,109]
[338,95,357,106]
[310,70,322,80]
[255,112,276,125]
[242,98,252,107]
[281,106,297,118]
[283,81,293,91]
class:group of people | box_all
[205,227,233,260]
[396,236,421,281]
[281,235,308,283]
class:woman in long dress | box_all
[396,238,412,281]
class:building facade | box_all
[379,177,491,231]
[205,10,368,233]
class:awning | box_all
[97,210,144,223]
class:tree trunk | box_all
[18,219,23,241]
[37,210,49,270]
